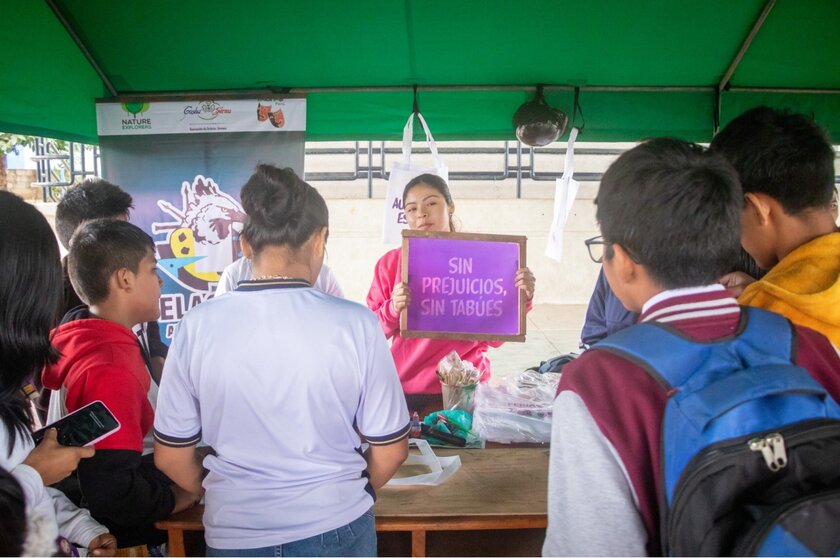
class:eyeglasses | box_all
[584,235,608,263]
[584,235,641,264]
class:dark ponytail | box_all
[0,192,62,456]
[240,165,329,252]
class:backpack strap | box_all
[593,307,796,389]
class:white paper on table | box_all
[385,439,461,486]
[545,127,580,262]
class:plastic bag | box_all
[385,439,461,486]
[472,371,561,443]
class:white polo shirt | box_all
[154,279,408,549]
[215,257,344,298]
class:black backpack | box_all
[597,308,840,556]
[527,352,578,374]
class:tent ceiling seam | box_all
[718,0,776,93]
[96,84,840,103]
[44,0,118,97]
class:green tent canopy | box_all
[2,0,838,144]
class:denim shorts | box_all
[205,508,376,557]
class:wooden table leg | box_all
[411,529,426,557]
[167,528,186,557]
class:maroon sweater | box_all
[556,288,840,555]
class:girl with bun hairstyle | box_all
[367,174,536,411]
[153,165,408,557]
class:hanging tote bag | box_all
[545,127,581,261]
[382,112,449,244]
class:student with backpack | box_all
[542,139,840,556]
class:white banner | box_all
[96,98,306,136]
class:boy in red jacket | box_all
[42,219,198,549]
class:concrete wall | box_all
[324,191,602,305]
[3,169,39,201]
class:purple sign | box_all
[401,231,526,341]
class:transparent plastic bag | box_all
[472,371,560,443]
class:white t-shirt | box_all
[153,279,408,549]
[215,257,344,298]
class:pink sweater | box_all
[367,248,508,395]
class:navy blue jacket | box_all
[580,269,638,349]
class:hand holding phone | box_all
[23,429,95,485]
[32,400,121,447]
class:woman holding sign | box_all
[367,174,536,411]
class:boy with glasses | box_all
[542,138,840,556]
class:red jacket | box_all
[43,317,152,452]
[42,315,173,546]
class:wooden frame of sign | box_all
[400,230,527,342]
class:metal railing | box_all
[303,141,620,198]
[32,138,100,201]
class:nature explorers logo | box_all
[121,102,152,130]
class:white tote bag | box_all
[385,439,461,486]
[545,127,581,261]
[382,113,449,244]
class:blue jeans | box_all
[206,509,376,557]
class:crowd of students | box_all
[0,105,837,557]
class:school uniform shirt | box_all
[42,317,175,547]
[542,285,840,557]
[215,256,344,297]
[154,278,409,550]
[367,248,532,395]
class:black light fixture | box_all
[513,85,568,147]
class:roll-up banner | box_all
[96,98,306,342]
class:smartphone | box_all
[31,400,121,447]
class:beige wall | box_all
[324,191,602,305]
[28,140,625,306]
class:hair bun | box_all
[240,165,328,251]
[247,165,308,228]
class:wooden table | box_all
[155,447,548,557]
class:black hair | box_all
[730,246,767,280]
[55,178,134,249]
[0,467,26,557]
[67,219,154,306]
[403,173,456,232]
[596,138,742,289]
[403,173,453,206]
[240,164,329,252]
[709,106,835,215]
[0,192,62,457]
